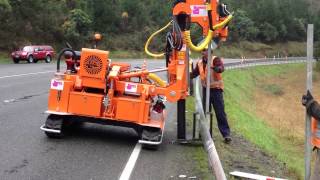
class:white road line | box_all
[0,71,54,79]
[3,99,15,103]
[119,143,142,180]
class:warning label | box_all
[190,5,207,17]
[125,83,138,93]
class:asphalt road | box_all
[0,60,201,180]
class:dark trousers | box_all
[202,88,230,138]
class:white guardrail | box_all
[194,56,312,180]
[225,57,309,70]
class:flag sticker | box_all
[125,83,138,93]
[51,79,64,90]
[191,5,207,17]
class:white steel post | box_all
[306,24,314,180]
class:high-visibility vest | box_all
[312,117,320,148]
[197,57,224,89]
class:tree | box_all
[0,0,11,13]
[62,8,92,48]
[230,10,259,41]
[259,22,279,42]
[0,0,319,52]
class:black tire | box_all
[142,144,159,150]
[27,55,34,63]
[44,114,65,138]
[45,131,64,138]
[33,59,38,63]
[45,55,51,63]
[13,59,19,64]
[140,128,161,150]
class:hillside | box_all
[185,63,313,179]
[223,63,314,179]
[0,0,319,54]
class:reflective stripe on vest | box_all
[197,58,224,89]
[312,118,320,148]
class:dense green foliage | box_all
[225,0,319,42]
[0,0,319,52]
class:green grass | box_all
[0,52,11,64]
[224,64,304,178]
[185,96,212,180]
[262,84,284,96]
[186,63,305,179]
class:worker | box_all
[302,91,320,179]
[191,49,231,144]
[302,91,320,149]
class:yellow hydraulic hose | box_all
[146,14,233,54]
[145,21,173,58]
[184,30,214,52]
[184,14,233,52]
[148,73,167,87]
[212,14,233,30]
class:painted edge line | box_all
[0,71,54,79]
[118,143,142,180]
[230,171,287,180]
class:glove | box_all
[302,90,314,108]
[213,66,224,73]
[212,66,218,72]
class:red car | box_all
[11,45,55,64]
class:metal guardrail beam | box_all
[194,77,227,180]
[225,57,311,70]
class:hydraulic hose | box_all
[147,73,167,87]
[183,14,233,52]
[184,30,214,52]
[212,14,233,30]
[145,21,173,58]
[146,13,233,54]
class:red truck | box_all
[11,45,55,64]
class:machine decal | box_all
[84,55,103,75]
[190,5,207,17]
[125,83,138,93]
[51,79,64,90]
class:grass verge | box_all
[224,64,304,178]
[186,63,305,179]
[0,52,11,64]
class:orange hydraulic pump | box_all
[41,47,170,146]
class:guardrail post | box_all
[206,42,212,128]
[306,24,314,180]
[177,99,186,140]
[193,112,200,139]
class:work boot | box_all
[224,136,232,144]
